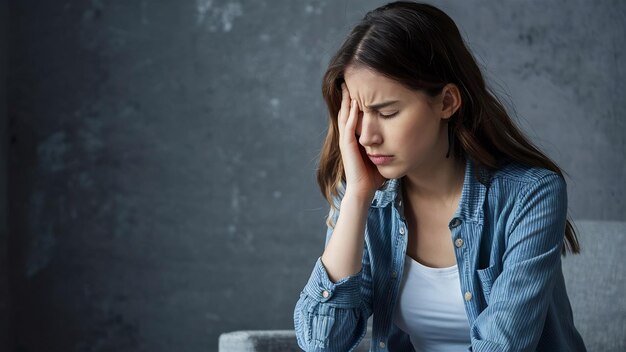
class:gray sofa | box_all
[218,220,626,351]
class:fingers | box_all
[345,99,359,139]
[337,83,350,136]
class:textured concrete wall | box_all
[6,1,625,351]
[1,0,10,350]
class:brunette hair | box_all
[317,1,580,255]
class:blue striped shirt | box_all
[294,157,587,351]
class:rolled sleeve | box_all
[294,256,370,351]
[294,190,371,351]
[302,256,364,308]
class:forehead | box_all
[343,65,415,108]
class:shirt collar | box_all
[369,157,489,224]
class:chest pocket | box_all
[476,264,500,306]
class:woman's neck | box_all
[402,155,466,207]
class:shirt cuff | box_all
[302,256,363,309]
[471,339,507,352]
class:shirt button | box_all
[379,341,386,348]
[464,291,473,301]
[455,238,464,248]
[399,226,405,235]
[450,218,462,228]
[391,271,398,278]
[322,290,330,298]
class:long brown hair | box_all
[317,1,580,255]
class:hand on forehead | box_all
[343,66,410,112]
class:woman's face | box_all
[343,65,455,180]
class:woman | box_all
[293,1,587,351]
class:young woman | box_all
[293,1,587,351]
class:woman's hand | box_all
[337,82,387,200]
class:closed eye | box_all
[379,112,398,119]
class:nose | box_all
[356,112,383,147]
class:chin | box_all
[378,167,405,180]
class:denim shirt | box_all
[294,157,587,351]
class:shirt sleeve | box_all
[469,173,568,352]
[294,193,373,351]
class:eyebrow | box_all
[365,100,400,110]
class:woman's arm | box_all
[294,191,374,351]
[321,190,372,282]
[469,173,568,352]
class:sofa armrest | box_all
[219,330,300,352]
[218,328,372,352]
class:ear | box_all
[439,83,462,120]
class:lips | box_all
[367,154,394,165]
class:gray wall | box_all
[6,1,625,351]
[1,0,8,350]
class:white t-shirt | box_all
[392,254,471,351]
